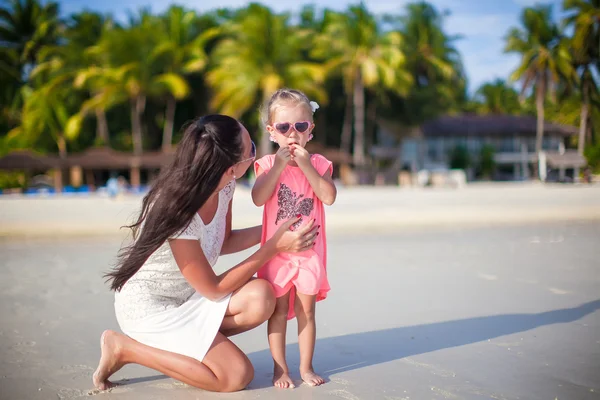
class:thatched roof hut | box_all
[66,147,133,169]
[140,151,174,169]
[0,151,60,171]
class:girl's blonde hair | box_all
[260,88,314,128]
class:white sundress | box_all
[114,180,235,362]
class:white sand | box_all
[1,184,599,399]
[1,183,600,237]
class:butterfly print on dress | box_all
[275,183,314,230]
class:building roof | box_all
[421,115,578,138]
[66,147,133,169]
[0,151,60,170]
[140,151,174,169]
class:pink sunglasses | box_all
[272,121,312,135]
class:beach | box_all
[1,184,599,399]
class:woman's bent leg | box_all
[93,330,253,392]
[221,278,276,337]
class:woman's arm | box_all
[221,201,261,255]
[221,226,262,255]
[170,217,318,301]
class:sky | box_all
[57,0,566,93]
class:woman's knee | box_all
[220,355,254,392]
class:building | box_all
[375,114,586,181]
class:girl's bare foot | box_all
[92,330,126,390]
[300,369,325,386]
[273,366,295,389]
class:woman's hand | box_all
[268,216,319,253]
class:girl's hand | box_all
[274,146,292,170]
[290,144,311,168]
[268,216,319,253]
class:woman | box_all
[93,115,319,392]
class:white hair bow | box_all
[309,101,319,113]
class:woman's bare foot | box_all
[300,369,325,386]
[273,366,295,389]
[92,330,126,390]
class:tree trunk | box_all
[56,134,67,193]
[162,96,176,153]
[95,108,109,146]
[366,98,377,161]
[259,92,272,158]
[57,135,67,160]
[352,71,365,166]
[534,76,546,180]
[578,81,589,156]
[340,91,353,154]
[131,95,145,156]
[259,124,271,158]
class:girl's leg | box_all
[93,330,253,393]
[295,292,325,386]
[268,290,294,388]
[220,278,276,336]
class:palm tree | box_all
[8,81,75,159]
[80,14,186,157]
[0,0,61,68]
[207,3,326,157]
[393,2,466,124]
[314,4,411,165]
[0,48,22,134]
[563,0,600,155]
[154,6,218,152]
[34,12,112,146]
[474,79,522,114]
[0,0,61,137]
[505,5,576,177]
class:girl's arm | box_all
[251,147,291,206]
[292,145,337,205]
[170,217,318,301]
[221,201,261,255]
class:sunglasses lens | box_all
[250,141,256,157]
[275,123,290,134]
[295,122,309,132]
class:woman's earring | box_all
[308,134,314,141]
[269,136,277,142]
[233,175,237,179]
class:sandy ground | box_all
[1,221,599,399]
[1,183,600,237]
[1,184,599,399]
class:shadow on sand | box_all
[246,299,600,388]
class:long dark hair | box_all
[105,115,243,291]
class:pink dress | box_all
[255,154,332,320]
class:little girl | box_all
[252,88,337,388]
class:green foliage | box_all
[479,145,496,179]
[0,171,25,190]
[0,0,597,177]
[449,145,470,170]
